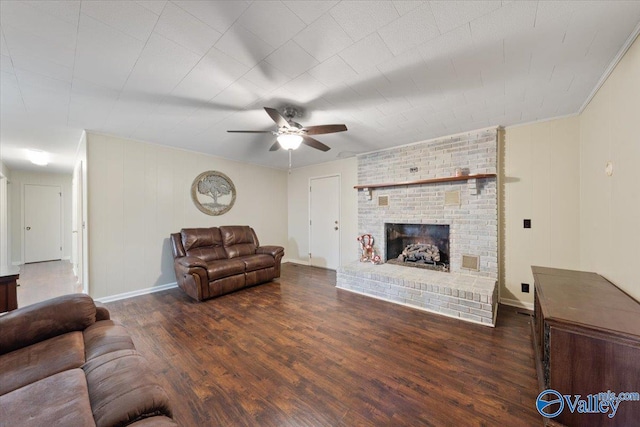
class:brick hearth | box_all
[337,262,498,326]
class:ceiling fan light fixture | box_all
[228,106,343,153]
[277,134,303,150]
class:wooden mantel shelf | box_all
[354,173,497,190]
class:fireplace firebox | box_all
[385,223,450,272]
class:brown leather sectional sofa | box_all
[0,294,177,427]
[171,225,284,301]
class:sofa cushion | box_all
[0,369,96,426]
[0,293,96,356]
[181,227,227,262]
[206,258,246,281]
[83,320,135,362]
[220,226,258,258]
[0,331,85,395]
[241,254,275,272]
[83,350,173,427]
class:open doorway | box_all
[72,161,84,292]
[11,171,77,308]
[1,171,8,270]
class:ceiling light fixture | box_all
[26,149,49,166]
[277,134,303,150]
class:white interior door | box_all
[310,175,340,269]
[24,184,62,263]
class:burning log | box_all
[397,244,440,263]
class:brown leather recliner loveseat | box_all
[0,293,177,426]
[170,225,284,302]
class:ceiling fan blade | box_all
[264,107,290,128]
[303,124,348,135]
[227,130,273,133]
[302,135,331,152]
[269,140,281,151]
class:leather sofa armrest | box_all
[173,257,208,301]
[0,293,97,355]
[176,256,207,269]
[256,245,285,258]
[83,350,174,427]
[257,245,285,278]
[94,302,111,321]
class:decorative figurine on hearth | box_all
[357,234,381,264]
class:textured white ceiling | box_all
[1,1,639,173]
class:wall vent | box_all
[462,254,479,271]
[378,195,389,207]
[444,190,460,206]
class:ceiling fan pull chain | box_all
[288,149,292,174]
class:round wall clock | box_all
[191,171,236,216]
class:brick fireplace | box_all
[337,127,500,326]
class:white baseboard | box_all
[283,258,309,266]
[11,259,72,265]
[500,297,534,311]
[95,282,178,304]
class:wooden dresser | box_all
[532,266,640,426]
[0,265,20,313]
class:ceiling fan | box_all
[227,107,347,152]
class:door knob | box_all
[334,226,339,230]
[26,226,31,230]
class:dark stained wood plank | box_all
[106,263,541,426]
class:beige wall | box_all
[579,34,640,301]
[503,117,581,307]
[287,158,358,267]
[86,133,288,299]
[502,35,640,306]
[9,170,73,265]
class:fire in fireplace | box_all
[385,223,450,272]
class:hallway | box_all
[17,260,82,308]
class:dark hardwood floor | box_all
[106,263,541,426]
